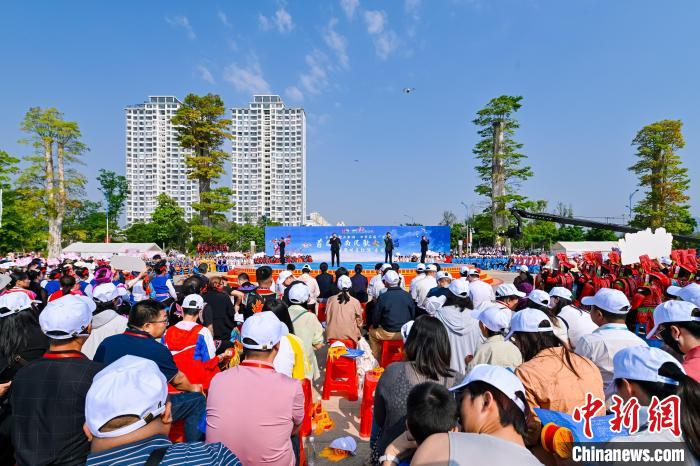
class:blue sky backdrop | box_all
[0,0,697,226]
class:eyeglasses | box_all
[654,325,666,340]
[149,319,169,325]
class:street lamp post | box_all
[628,189,640,224]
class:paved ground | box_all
[309,270,517,465]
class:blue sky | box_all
[0,0,698,226]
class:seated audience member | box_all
[548,287,597,350]
[469,306,522,371]
[647,300,700,382]
[509,308,604,448]
[163,294,226,390]
[350,264,369,303]
[265,299,309,380]
[93,300,205,442]
[404,365,543,466]
[526,289,570,348]
[426,271,453,300]
[325,275,363,343]
[492,284,525,313]
[575,288,647,398]
[467,268,495,309]
[84,355,240,465]
[82,283,128,359]
[242,266,277,320]
[286,283,324,380]
[11,295,102,466]
[316,262,334,301]
[206,312,304,466]
[298,264,320,309]
[369,270,416,361]
[608,346,700,459]
[372,315,463,464]
[202,276,236,354]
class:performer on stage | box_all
[384,232,394,263]
[278,237,286,264]
[329,233,342,267]
[420,235,429,263]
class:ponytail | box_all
[338,289,350,305]
[659,362,700,458]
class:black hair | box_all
[263,299,295,334]
[197,263,208,274]
[75,267,90,279]
[374,263,383,271]
[443,293,473,312]
[27,269,41,282]
[286,263,296,271]
[404,315,454,380]
[60,274,76,295]
[301,266,311,274]
[93,297,117,315]
[237,272,250,282]
[319,262,329,272]
[406,382,458,444]
[513,320,587,379]
[9,271,29,288]
[182,275,205,296]
[550,296,573,316]
[152,254,162,260]
[461,380,529,438]
[354,264,363,273]
[392,263,400,272]
[528,301,564,328]
[256,266,273,282]
[155,261,168,275]
[335,267,348,280]
[660,308,700,341]
[128,299,165,328]
[0,308,39,367]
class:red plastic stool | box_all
[322,352,358,401]
[301,378,313,437]
[380,340,404,368]
[359,370,382,438]
[360,302,367,323]
[328,338,357,349]
[317,302,327,323]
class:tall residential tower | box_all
[125,96,198,224]
[231,95,306,225]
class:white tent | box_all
[61,242,163,257]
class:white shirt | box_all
[410,273,427,301]
[368,273,385,300]
[468,279,495,309]
[273,335,296,378]
[558,305,598,350]
[298,273,320,305]
[82,311,128,359]
[414,275,438,309]
[575,323,648,397]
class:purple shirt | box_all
[206,361,304,466]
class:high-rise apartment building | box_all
[231,95,306,226]
[125,96,198,225]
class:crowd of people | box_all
[0,252,698,465]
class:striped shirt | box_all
[86,435,241,466]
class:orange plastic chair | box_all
[322,352,358,401]
[359,370,382,438]
[380,340,404,368]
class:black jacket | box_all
[373,287,415,332]
[316,272,335,299]
[420,238,429,252]
[329,237,341,252]
[384,237,394,251]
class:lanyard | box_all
[124,330,151,339]
[43,350,88,360]
[240,361,275,370]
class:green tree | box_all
[629,120,693,235]
[63,200,108,243]
[97,169,129,234]
[123,221,156,244]
[556,225,586,242]
[171,93,234,227]
[585,228,618,241]
[150,194,190,250]
[19,108,87,257]
[472,96,532,248]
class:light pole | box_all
[627,189,639,224]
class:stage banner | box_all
[265,225,451,262]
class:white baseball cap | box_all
[0,292,34,318]
[85,355,168,438]
[382,270,401,286]
[426,264,438,272]
[337,275,352,290]
[401,320,414,342]
[549,287,573,301]
[581,288,630,314]
[647,300,700,339]
[277,270,293,284]
[0,273,12,290]
[448,279,470,297]
[380,263,393,272]
[92,283,119,303]
[659,256,673,266]
[468,268,480,277]
[241,311,288,350]
[519,265,529,273]
[667,283,700,307]
[613,346,684,386]
[416,263,426,272]
[505,308,553,340]
[495,284,526,299]
[436,271,453,282]
[329,436,357,454]
[459,266,470,275]
[472,306,512,333]
[288,283,310,304]
[527,289,550,307]
[182,294,205,310]
[301,264,312,271]
[450,364,527,412]
[39,294,93,339]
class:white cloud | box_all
[299,50,330,95]
[323,19,349,69]
[340,0,359,20]
[223,58,271,95]
[197,65,215,84]
[217,11,231,28]
[285,86,304,102]
[165,15,196,40]
[259,7,294,33]
[374,31,399,59]
[405,0,421,16]
[363,10,385,34]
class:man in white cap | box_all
[647,299,700,382]
[298,264,320,310]
[400,365,542,465]
[409,263,427,302]
[426,271,453,300]
[207,312,304,466]
[84,355,240,465]
[575,288,647,398]
[467,268,495,309]
[82,283,128,359]
[491,284,525,314]
[369,270,416,360]
[413,264,438,315]
[369,263,393,302]
[667,282,700,308]
[10,295,103,466]
[276,270,295,297]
